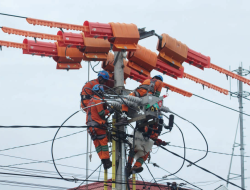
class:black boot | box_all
[129,166,143,176]
[103,159,112,170]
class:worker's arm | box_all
[96,101,109,118]
[155,81,163,97]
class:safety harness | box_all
[86,99,107,140]
[134,79,157,97]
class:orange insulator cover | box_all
[56,63,82,70]
[127,45,157,77]
[109,22,139,51]
[2,27,62,41]
[53,42,83,66]
[81,34,110,61]
[57,31,84,47]
[0,40,27,49]
[157,33,188,69]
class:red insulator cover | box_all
[83,21,113,38]
[156,59,184,79]
[186,48,211,70]
[57,31,84,47]
[23,39,57,57]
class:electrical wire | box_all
[162,115,186,177]
[0,130,85,152]
[0,12,27,18]
[168,112,208,165]
[168,144,250,158]
[193,94,250,117]
[159,146,245,190]
[144,162,162,190]
[51,110,81,182]
[152,163,202,190]
[90,61,100,73]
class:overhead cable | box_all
[0,13,27,19]
[193,94,250,117]
[159,146,245,190]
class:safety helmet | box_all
[98,70,109,80]
[92,84,104,92]
[153,75,163,81]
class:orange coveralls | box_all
[86,95,110,160]
[81,79,99,111]
[128,125,160,167]
[122,78,163,112]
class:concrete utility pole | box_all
[238,66,245,189]
[114,51,126,190]
[227,65,250,189]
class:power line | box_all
[0,130,86,152]
[193,94,250,117]
[168,144,250,158]
[0,12,27,19]
[0,125,89,128]
[160,146,245,190]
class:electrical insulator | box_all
[124,95,142,103]
[160,106,170,113]
[107,101,122,109]
[115,99,136,106]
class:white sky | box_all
[0,0,249,190]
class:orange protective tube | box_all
[26,18,89,32]
[0,40,27,49]
[1,27,62,41]
[183,73,228,95]
[210,63,250,86]
[162,81,193,97]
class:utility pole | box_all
[227,64,250,189]
[114,51,126,190]
[238,66,245,189]
[86,61,90,190]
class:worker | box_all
[86,84,114,169]
[116,75,164,125]
[128,116,168,175]
[80,70,109,111]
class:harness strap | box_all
[136,79,157,97]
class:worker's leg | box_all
[134,152,150,168]
[93,139,102,160]
[99,136,109,159]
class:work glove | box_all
[154,139,168,146]
[107,107,114,114]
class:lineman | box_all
[80,70,109,111]
[86,84,114,169]
[116,75,164,125]
[128,116,168,175]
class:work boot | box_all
[129,166,143,176]
[115,117,128,126]
[103,159,112,170]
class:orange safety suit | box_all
[86,95,110,160]
[80,79,99,111]
[122,78,163,112]
[128,124,160,168]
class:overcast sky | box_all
[0,0,249,190]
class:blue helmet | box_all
[98,70,109,80]
[92,84,104,92]
[154,75,163,81]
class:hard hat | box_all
[98,70,109,80]
[92,84,104,92]
[154,75,163,81]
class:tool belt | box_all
[87,121,107,140]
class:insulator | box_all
[124,95,142,103]
[107,101,122,109]
[115,99,136,106]
[160,106,170,113]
